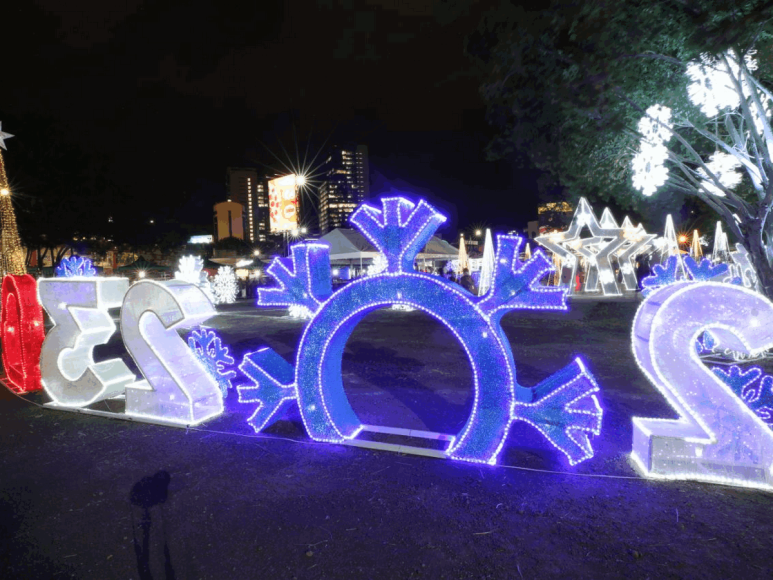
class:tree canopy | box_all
[467,0,773,215]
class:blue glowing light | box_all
[55,256,97,278]
[712,365,773,426]
[240,196,604,466]
[642,255,739,296]
[187,328,237,398]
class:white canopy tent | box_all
[320,228,458,274]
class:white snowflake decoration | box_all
[697,152,743,197]
[176,255,206,284]
[637,104,672,143]
[288,304,313,319]
[632,142,670,197]
[686,52,744,117]
[176,255,214,301]
[212,266,238,304]
[367,253,388,276]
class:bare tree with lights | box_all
[629,48,773,295]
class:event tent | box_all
[321,228,458,271]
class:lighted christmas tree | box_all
[0,123,26,276]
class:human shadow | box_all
[129,470,176,580]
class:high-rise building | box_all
[226,167,270,243]
[318,144,369,234]
[213,201,244,241]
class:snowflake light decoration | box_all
[631,142,670,197]
[239,196,604,466]
[212,266,238,304]
[176,255,206,284]
[187,328,237,398]
[637,104,672,143]
[367,253,387,276]
[697,152,742,197]
[641,255,735,296]
[686,52,744,117]
[176,255,213,302]
[55,256,97,277]
[632,105,673,197]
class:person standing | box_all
[460,268,477,295]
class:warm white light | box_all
[0,188,9,196]
[296,175,306,185]
[138,270,146,278]
[253,249,260,256]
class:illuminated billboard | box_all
[268,174,300,233]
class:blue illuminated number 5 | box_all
[120,280,223,425]
[631,281,773,489]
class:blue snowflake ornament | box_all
[712,365,773,428]
[644,256,741,297]
[242,195,605,466]
[55,256,97,277]
[187,328,237,398]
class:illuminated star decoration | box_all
[238,195,604,466]
[535,198,637,296]
[0,122,13,150]
[187,328,237,398]
[615,219,656,291]
[55,256,97,277]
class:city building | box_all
[226,167,270,243]
[213,201,244,241]
[318,144,370,234]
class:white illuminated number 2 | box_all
[120,279,223,425]
[631,282,773,489]
[39,278,135,406]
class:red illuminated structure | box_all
[1,274,45,393]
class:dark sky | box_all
[2,0,539,243]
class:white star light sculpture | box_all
[0,123,13,150]
[534,198,631,296]
[615,223,656,291]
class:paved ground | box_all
[2,298,773,579]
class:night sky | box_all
[2,1,540,242]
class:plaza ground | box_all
[2,298,773,579]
